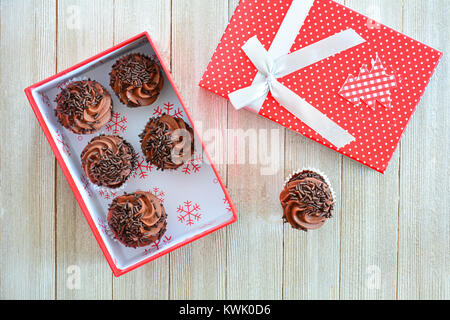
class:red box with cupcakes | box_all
[24,32,237,277]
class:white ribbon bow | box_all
[228,0,365,149]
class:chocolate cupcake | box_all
[110,53,164,107]
[80,135,137,188]
[280,169,334,231]
[107,191,167,248]
[139,114,194,170]
[55,80,112,134]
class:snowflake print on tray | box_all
[99,189,118,200]
[133,154,153,179]
[97,217,109,236]
[223,197,232,213]
[80,175,93,197]
[56,79,71,90]
[144,235,172,255]
[151,187,165,203]
[55,130,71,156]
[181,153,202,175]
[153,102,183,118]
[177,201,202,226]
[106,112,127,134]
[39,92,51,108]
[150,53,159,62]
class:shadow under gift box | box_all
[24,32,237,277]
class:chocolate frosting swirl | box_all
[108,191,167,248]
[280,170,334,231]
[110,53,164,107]
[81,135,137,188]
[139,114,194,170]
[55,80,112,134]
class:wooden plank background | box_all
[0,0,448,300]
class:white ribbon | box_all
[228,0,365,149]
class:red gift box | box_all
[199,0,442,173]
[25,32,237,276]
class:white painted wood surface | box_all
[0,0,448,300]
[340,0,402,300]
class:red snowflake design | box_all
[97,217,109,235]
[149,54,163,68]
[133,154,152,179]
[56,79,71,90]
[223,197,232,213]
[55,130,71,156]
[153,102,183,118]
[151,187,165,203]
[99,189,118,200]
[144,235,172,255]
[80,175,93,197]
[106,112,127,134]
[39,92,51,108]
[181,154,203,175]
[177,201,202,226]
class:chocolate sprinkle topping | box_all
[108,192,167,248]
[139,114,194,170]
[287,170,327,186]
[139,117,173,169]
[112,54,157,88]
[80,135,137,188]
[109,53,164,107]
[280,170,334,232]
[287,178,334,219]
[54,79,112,134]
[55,80,104,119]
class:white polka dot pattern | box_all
[199,0,442,173]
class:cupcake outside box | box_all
[24,32,237,277]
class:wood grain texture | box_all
[283,130,342,300]
[223,0,285,301]
[0,0,448,300]
[169,0,229,299]
[225,110,285,300]
[397,0,450,300]
[111,0,171,300]
[55,0,114,300]
[0,0,57,300]
[283,0,345,300]
[339,0,403,300]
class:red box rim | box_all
[24,31,238,277]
